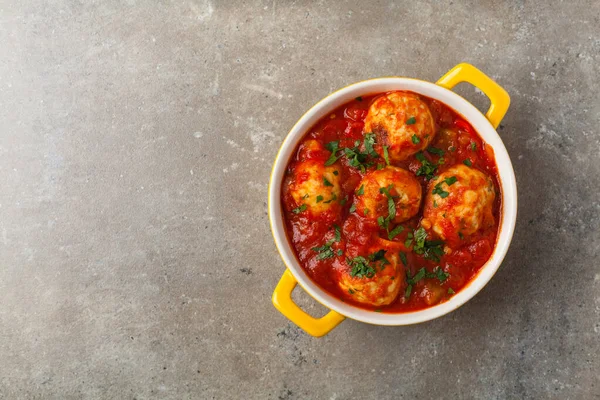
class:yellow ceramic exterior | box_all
[270,63,512,337]
[436,63,510,129]
[272,270,345,337]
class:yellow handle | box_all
[436,63,510,129]
[272,269,345,337]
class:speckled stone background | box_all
[0,1,599,399]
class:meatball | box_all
[336,249,403,307]
[364,91,436,162]
[421,164,495,244]
[288,159,342,219]
[353,166,422,223]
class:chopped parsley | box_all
[432,176,457,198]
[348,250,389,279]
[311,225,341,260]
[333,170,339,176]
[448,288,455,294]
[355,96,363,102]
[411,134,420,144]
[323,193,337,203]
[406,116,416,125]
[302,193,309,199]
[415,152,437,180]
[348,256,376,278]
[349,203,357,213]
[324,141,341,166]
[458,232,464,240]
[356,184,365,196]
[364,208,370,215]
[377,185,397,232]
[409,227,445,262]
[463,159,472,167]
[404,266,449,298]
[427,147,445,156]
[340,196,347,206]
[349,288,355,294]
[445,176,458,185]
[292,204,307,214]
[316,195,324,203]
[399,252,408,266]
[388,224,404,240]
[323,176,333,187]
[377,163,384,170]
[363,132,378,157]
[471,142,477,151]
[383,146,390,165]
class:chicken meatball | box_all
[421,164,495,244]
[353,166,422,223]
[288,159,342,219]
[336,249,403,307]
[364,91,436,162]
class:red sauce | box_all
[281,92,502,313]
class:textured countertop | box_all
[1,1,599,399]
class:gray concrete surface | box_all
[0,0,599,399]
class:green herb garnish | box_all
[355,96,363,102]
[399,252,408,266]
[412,134,420,144]
[415,152,437,180]
[463,159,472,167]
[471,142,476,151]
[406,116,416,125]
[349,203,357,213]
[316,195,324,203]
[388,225,404,240]
[383,145,390,165]
[324,141,341,166]
[427,147,445,156]
[323,176,333,187]
[292,204,307,214]
[356,184,365,196]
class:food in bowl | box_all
[280,91,501,312]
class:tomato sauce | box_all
[281,92,502,313]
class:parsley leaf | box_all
[333,170,339,176]
[445,176,458,185]
[349,250,389,278]
[406,116,416,125]
[364,132,377,157]
[355,96,363,102]
[463,159,472,167]
[323,193,337,203]
[349,203,357,213]
[432,176,458,199]
[412,134,420,144]
[471,142,476,151]
[415,152,437,180]
[356,184,365,196]
[383,146,390,165]
[324,141,341,166]
[448,288,455,294]
[323,176,333,187]
[316,195,324,203]
[312,226,342,260]
[427,147,445,156]
[292,204,307,214]
[388,224,404,240]
[409,227,445,262]
[399,252,408,266]
[348,256,376,278]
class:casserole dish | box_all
[269,63,516,337]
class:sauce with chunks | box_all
[281,91,501,312]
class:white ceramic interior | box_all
[269,77,517,326]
